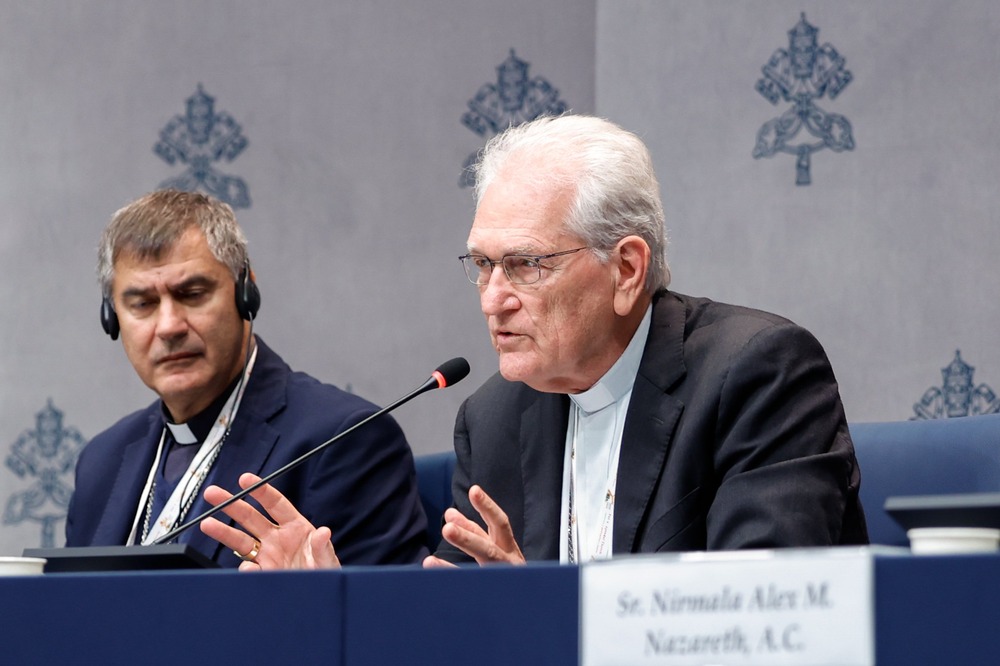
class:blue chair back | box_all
[850,414,1000,546]
[414,451,457,551]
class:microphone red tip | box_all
[432,370,447,389]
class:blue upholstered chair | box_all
[850,414,1000,546]
[414,451,457,551]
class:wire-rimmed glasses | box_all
[458,247,589,285]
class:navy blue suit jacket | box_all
[436,291,868,563]
[66,337,428,567]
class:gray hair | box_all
[474,115,670,291]
[97,189,249,298]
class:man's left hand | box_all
[428,484,526,567]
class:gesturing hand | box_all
[200,473,340,571]
[423,484,526,568]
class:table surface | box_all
[0,549,996,666]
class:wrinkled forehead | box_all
[111,227,224,283]
[468,172,578,254]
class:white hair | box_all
[474,115,670,290]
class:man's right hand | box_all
[200,473,340,571]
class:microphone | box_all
[152,357,471,545]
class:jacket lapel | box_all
[519,391,569,560]
[182,339,286,559]
[613,292,687,554]
[92,409,161,545]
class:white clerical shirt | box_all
[559,304,652,563]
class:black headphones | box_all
[234,260,261,323]
[100,260,260,341]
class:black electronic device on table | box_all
[22,544,219,573]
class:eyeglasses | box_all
[458,247,590,285]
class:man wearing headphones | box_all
[65,189,429,567]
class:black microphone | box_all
[152,357,471,545]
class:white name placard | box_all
[581,547,874,666]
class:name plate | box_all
[581,548,874,666]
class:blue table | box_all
[874,552,1000,664]
[1,551,997,665]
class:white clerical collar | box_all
[165,421,197,444]
[160,368,248,446]
[570,304,653,415]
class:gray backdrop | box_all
[1,1,996,555]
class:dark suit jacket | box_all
[436,291,868,562]
[66,337,429,567]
